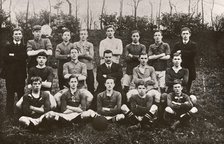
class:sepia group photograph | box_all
[0,0,223,143]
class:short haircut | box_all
[105,25,115,31]
[103,50,113,56]
[131,30,140,35]
[136,80,147,88]
[181,27,191,33]
[36,51,48,58]
[139,52,148,58]
[68,74,78,82]
[30,76,42,84]
[105,76,116,83]
[12,27,23,34]
[172,52,181,59]
[80,29,88,33]
[70,47,80,53]
[154,30,162,35]
[173,79,183,86]
[62,28,71,34]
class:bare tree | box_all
[89,10,94,29]
[9,0,12,22]
[211,0,215,27]
[188,0,191,14]
[100,0,106,30]
[169,0,173,15]
[48,0,51,26]
[87,0,90,29]
[119,0,124,17]
[66,0,72,16]
[26,0,30,27]
[149,0,153,23]
[54,0,63,16]
[158,0,162,28]
[132,0,143,23]
[201,0,204,25]
[196,0,200,15]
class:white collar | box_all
[183,40,189,44]
[172,66,182,73]
[13,40,21,44]
[132,42,140,45]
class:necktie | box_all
[108,65,111,71]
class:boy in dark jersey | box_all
[121,80,158,130]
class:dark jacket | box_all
[96,63,123,93]
[172,40,197,80]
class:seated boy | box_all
[121,80,158,130]
[18,77,51,128]
[164,79,198,131]
[97,76,125,122]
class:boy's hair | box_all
[12,27,23,34]
[62,29,71,35]
[68,74,79,83]
[172,52,182,59]
[131,30,140,35]
[105,25,115,31]
[154,30,162,35]
[70,47,80,53]
[136,80,147,88]
[173,79,183,86]
[36,51,48,58]
[80,29,88,33]
[105,76,116,84]
[181,27,191,33]
[30,76,42,85]
[103,50,113,56]
[139,52,148,58]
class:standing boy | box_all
[148,30,170,92]
[99,25,123,64]
[74,29,95,94]
[55,29,74,90]
[27,25,52,69]
[2,28,27,116]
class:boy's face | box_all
[69,77,78,89]
[33,30,42,39]
[32,81,42,93]
[13,30,23,41]
[106,28,115,38]
[70,49,79,60]
[137,85,147,96]
[80,30,88,41]
[104,53,113,64]
[172,56,182,67]
[139,54,148,66]
[131,32,140,43]
[36,56,47,66]
[181,30,191,41]
[154,32,162,43]
[62,31,71,42]
[173,83,183,95]
[105,79,115,91]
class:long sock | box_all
[125,111,139,125]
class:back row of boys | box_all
[2,24,198,130]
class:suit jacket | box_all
[96,62,123,93]
[172,40,197,80]
[2,41,27,81]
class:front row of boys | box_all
[17,51,197,131]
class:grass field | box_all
[0,67,224,144]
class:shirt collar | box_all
[105,62,112,68]
[132,42,140,45]
[183,40,189,44]
[71,59,79,64]
[13,40,21,44]
[63,41,70,46]
[106,37,115,40]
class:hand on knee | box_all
[165,107,175,114]
[150,104,158,114]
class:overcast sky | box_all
[2,0,224,26]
